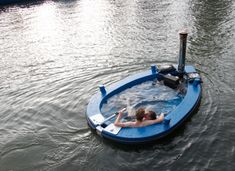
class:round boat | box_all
[86,32,202,144]
[86,65,202,144]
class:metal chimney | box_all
[178,31,188,76]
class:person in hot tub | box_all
[114,108,164,127]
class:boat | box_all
[86,32,202,144]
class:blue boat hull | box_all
[86,65,202,144]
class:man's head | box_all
[135,108,145,121]
[146,111,157,120]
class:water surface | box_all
[101,80,184,118]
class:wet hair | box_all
[148,111,157,120]
[135,108,145,121]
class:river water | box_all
[0,0,235,170]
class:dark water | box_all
[0,0,235,170]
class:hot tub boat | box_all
[86,32,202,144]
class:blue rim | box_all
[86,65,202,144]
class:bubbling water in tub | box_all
[126,97,135,117]
[101,80,185,119]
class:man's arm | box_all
[114,111,135,127]
[114,111,123,126]
[141,114,164,127]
